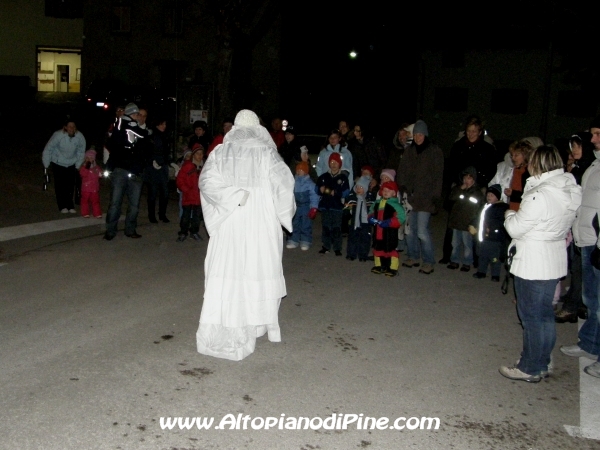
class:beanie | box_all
[461,166,477,182]
[124,103,139,116]
[285,125,296,136]
[85,149,96,159]
[328,152,342,166]
[361,165,375,177]
[380,168,396,181]
[354,175,371,194]
[296,161,309,174]
[486,184,502,201]
[413,120,429,137]
[379,181,399,196]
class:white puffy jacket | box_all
[573,152,600,247]
[504,169,582,280]
[488,152,513,203]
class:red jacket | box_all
[206,134,223,157]
[176,160,201,206]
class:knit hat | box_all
[354,175,371,194]
[413,120,428,137]
[85,149,96,159]
[361,165,375,177]
[182,149,193,160]
[380,168,396,181]
[285,125,296,136]
[124,103,139,116]
[461,166,477,181]
[379,181,399,196]
[486,184,502,201]
[191,143,204,153]
[296,161,309,174]
[300,145,309,153]
[329,152,342,166]
[234,109,260,127]
[590,116,600,130]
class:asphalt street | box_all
[0,123,599,449]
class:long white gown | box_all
[197,124,296,361]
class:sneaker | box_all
[402,259,420,268]
[419,263,434,275]
[555,309,577,324]
[447,262,459,270]
[472,272,486,279]
[371,266,384,274]
[286,241,298,249]
[318,247,329,254]
[334,250,342,256]
[584,362,600,378]
[68,209,76,213]
[460,264,471,272]
[560,345,598,359]
[384,268,398,277]
[300,245,310,251]
[516,358,553,378]
[491,276,500,282]
[498,365,541,383]
[192,233,202,241]
[60,208,69,213]
[176,235,187,242]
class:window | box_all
[491,89,528,114]
[557,90,596,118]
[434,87,468,112]
[45,0,83,19]
[111,2,131,34]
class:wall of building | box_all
[0,0,83,85]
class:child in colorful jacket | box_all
[369,181,406,276]
[287,161,320,250]
[79,149,103,218]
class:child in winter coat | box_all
[470,184,509,281]
[345,175,376,261]
[79,149,103,218]
[447,166,485,271]
[369,181,406,276]
[176,147,203,242]
[316,152,350,255]
[287,161,320,250]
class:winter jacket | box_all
[316,144,354,187]
[79,164,102,193]
[294,174,320,209]
[448,184,485,231]
[176,160,201,206]
[504,169,582,280]
[316,171,350,211]
[573,152,600,247]
[476,202,509,243]
[445,136,499,191]
[105,114,148,175]
[488,152,513,203]
[148,129,171,166]
[42,130,86,169]
[345,190,376,228]
[349,136,386,176]
[369,197,405,252]
[397,139,444,213]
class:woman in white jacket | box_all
[499,146,582,382]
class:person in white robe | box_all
[197,109,296,361]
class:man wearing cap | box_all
[103,102,149,240]
[397,119,444,274]
[42,119,86,213]
[561,117,600,378]
[196,109,296,361]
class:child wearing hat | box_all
[176,146,203,242]
[469,184,509,281]
[368,181,406,276]
[287,161,320,250]
[316,152,350,255]
[447,166,485,272]
[79,149,103,218]
[345,175,376,261]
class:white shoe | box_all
[499,365,541,383]
[584,361,600,378]
[60,208,69,213]
[286,242,298,249]
[68,209,76,213]
[560,345,598,359]
[300,245,310,251]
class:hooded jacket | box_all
[504,169,582,280]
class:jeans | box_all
[451,229,473,265]
[146,165,169,220]
[578,246,600,359]
[406,211,435,264]
[321,209,343,252]
[515,277,558,375]
[179,204,201,235]
[478,241,502,277]
[51,162,77,211]
[105,168,143,236]
[289,203,313,246]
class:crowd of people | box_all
[41,108,600,377]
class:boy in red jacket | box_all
[176,147,203,241]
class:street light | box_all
[349,51,357,59]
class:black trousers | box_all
[179,205,201,235]
[51,162,77,211]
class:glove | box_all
[308,208,318,220]
[591,247,600,271]
[153,160,162,170]
[378,219,392,228]
[468,225,477,236]
[368,216,379,225]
